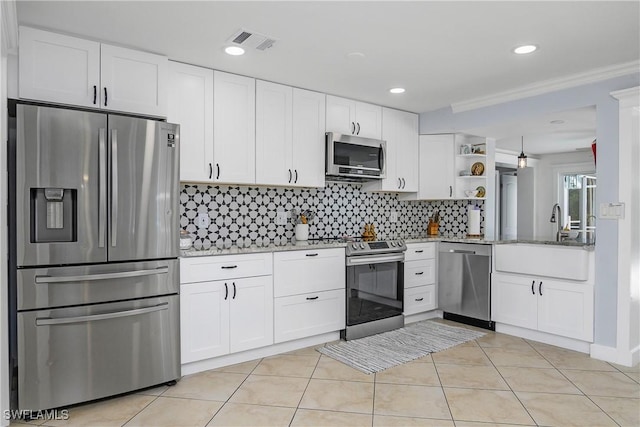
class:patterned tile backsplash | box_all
[180,183,485,249]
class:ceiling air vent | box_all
[228,29,277,51]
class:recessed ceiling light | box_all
[389,88,405,94]
[225,46,245,56]
[513,45,538,55]
[550,119,565,124]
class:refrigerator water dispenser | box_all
[30,188,77,242]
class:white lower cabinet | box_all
[180,254,273,364]
[403,242,437,315]
[274,289,345,343]
[492,272,594,341]
[273,248,346,343]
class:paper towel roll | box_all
[467,206,481,236]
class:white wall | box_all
[533,150,595,241]
[419,72,640,348]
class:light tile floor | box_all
[11,320,640,427]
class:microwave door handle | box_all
[378,144,384,172]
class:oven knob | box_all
[390,241,396,247]
[351,243,358,250]
[359,243,365,249]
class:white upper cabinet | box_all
[364,108,418,193]
[19,27,100,108]
[401,134,455,200]
[291,88,326,187]
[168,61,214,182]
[256,81,325,187]
[256,80,293,186]
[100,44,168,117]
[326,95,381,139]
[213,71,256,185]
[19,27,168,117]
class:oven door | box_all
[346,253,404,326]
[326,132,386,179]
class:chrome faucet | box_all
[550,203,563,242]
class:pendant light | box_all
[518,136,528,168]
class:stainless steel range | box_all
[342,239,407,340]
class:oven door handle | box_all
[35,303,168,326]
[346,253,404,266]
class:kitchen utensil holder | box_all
[295,223,309,241]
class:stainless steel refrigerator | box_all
[8,102,181,411]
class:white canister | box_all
[295,224,309,241]
[467,205,481,236]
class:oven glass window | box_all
[334,142,380,169]
[346,261,403,326]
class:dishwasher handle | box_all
[447,249,476,255]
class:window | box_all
[562,173,596,239]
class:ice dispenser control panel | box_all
[30,188,77,243]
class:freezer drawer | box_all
[17,295,180,411]
[17,259,179,311]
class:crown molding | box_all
[1,1,18,55]
[451,61,640,113]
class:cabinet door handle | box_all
[104,87,108,106]
[294,169,298,183]
[356,122,360,135]
[232,282,237,299]
[224,283,228,300]
[305,253,319,257]
[288,169,292,183]
[351,122,356,134]
[539,281,543,296]
[93,85,97,105]
[398,178,402,189]
[402,178,406,189]
[415,297,424,302]
[306,296,319,301]
[415,250,424,253]
[221,265,238,269]
[209,163,213,179]
[415,271,424,275]
[449,185,453,197]
[216,163,220,180]
[531,280,536,295]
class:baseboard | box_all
[181,331,340,376]
[590,342,640,367]
[495,323,591,353]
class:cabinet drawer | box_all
[180,253,273,283]
[273,248,345,297]
[404,285,436,315]
[274,289,345,343]
[405,243,436,261]
[404,259,436,288]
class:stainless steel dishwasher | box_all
[438,242,494,330]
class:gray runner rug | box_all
[318,320,486,374]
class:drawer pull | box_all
[305,253,319,257]
[415,250,424,253]
[415,271,424,275]
[306,296,319,300]
[415,297,424,302]
[221,265,238,269]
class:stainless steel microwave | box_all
[325,132,386,181]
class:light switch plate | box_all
[275,210,287,225]
[599,202,625,219]
[390,211,398,222]
[197,212,210,228]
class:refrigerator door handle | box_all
[35,303,169,326]
[99,128,107,248]
[111,129,118,247]
[35,266,169,284]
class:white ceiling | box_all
[16,1,640,115]
[464,106,597,155]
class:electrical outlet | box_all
[197,212,210,228]
[390,211,398,222]
[276,210,287,225]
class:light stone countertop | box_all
[180,234,593,257]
